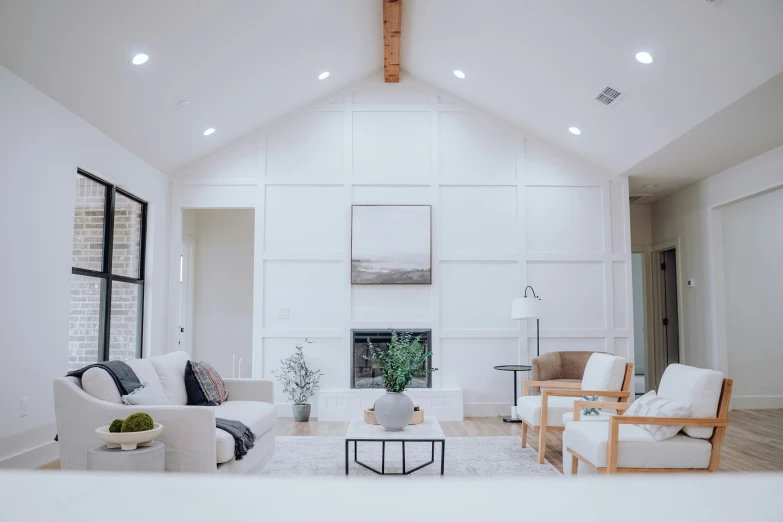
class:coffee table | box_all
[344,418,445,475]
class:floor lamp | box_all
[512,285,544,358]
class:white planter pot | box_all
[374,392,414,431]
[95,423,163,451]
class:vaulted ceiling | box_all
[1,0,782,195]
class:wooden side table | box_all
[493,365,532,423]
[87,441,165,472]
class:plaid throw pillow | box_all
[188,361,229,405]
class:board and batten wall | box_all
[168,75,634,417]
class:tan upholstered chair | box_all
[528,351,596,395]
[518,353,633,464]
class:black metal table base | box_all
[501,416,523,423]
[345,439,445,475]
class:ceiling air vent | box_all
[629,194,652,204]
[595,86,625,107]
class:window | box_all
[69,170,147,370]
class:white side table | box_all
[87,441,165,472]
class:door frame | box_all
[650,238,685,388]
[631,247,656,394]
[180,234,197,356]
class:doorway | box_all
[650,241,682,389]
[179,236,196,354]
[631,253,648,397]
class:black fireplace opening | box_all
[351,330,432,389]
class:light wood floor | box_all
[40,409,783,473]
[276,409,783,474]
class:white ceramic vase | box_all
[374,392,414,431]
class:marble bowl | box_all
[95,423,163,450]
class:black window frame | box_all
[71,168,148,362]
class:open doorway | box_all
[649,241,683,389]
[631,253,648,397]
[181,209,255,378]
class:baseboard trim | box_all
[0,441,59,470]
[731,395,783,410]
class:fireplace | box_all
[351,330,432,389]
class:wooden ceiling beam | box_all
[383,0,401,83]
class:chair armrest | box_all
[543,389,630,398]
[610,416,729,428]
[224,378,274,404]
[572,401,633,421]
[523,380,582,395]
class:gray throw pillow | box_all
[122,382,172,406]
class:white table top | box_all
[346,418,445,440]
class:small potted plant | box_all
[273,340,322,422]
[366,331,437,431]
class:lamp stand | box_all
[536,318,540,357]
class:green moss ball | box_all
[121,412,154,433]
[109,419,125,433]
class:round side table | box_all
[87,440,165,472]
[494,365,532,423]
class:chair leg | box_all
[538,426,546,464]
[521,422,528,448]
[571,454,578,477]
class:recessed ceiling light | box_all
[635,51,653,64]
[203,128,215,136]
[568,127,582,135]
[132,53,149,65]
[643,184,658,189]
[453,70,465,79]
[318,71,330,80]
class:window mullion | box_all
[101,187,116,362]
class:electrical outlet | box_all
[687,279,696,287]
[20,398,28,417]
[277,306,290,319]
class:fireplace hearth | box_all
[351,330,432,389]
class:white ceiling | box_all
[0,0,782,181]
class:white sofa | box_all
[53,351,276,473]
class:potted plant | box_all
[366,331,437,431]
[273,340,322,422]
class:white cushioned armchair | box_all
[563,364,732,475]
[53,351,276,473]
[518,353,633,464]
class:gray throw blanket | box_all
[66,361,255,460]
[216,418,255,461]
[67,361,143,396]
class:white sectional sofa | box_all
[53,351,276,473]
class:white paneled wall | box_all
[169,75,633,417]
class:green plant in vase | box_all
[365,330,437,430]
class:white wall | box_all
[170,74,634,417]
[186,209,254,379]
[651,144,783,408]
[630,204,652,248]
[720,187,783,405]
[0,65,170,467]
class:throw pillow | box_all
[184,360,229,406]
[122,382,172,406]
[625,390,691,441]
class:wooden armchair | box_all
[564,364,732,475]
[518,353,633,464]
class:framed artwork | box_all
[351,205,432,285]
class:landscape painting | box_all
[351,205,431,285]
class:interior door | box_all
[178,241,193,353]
[661,249,680,366]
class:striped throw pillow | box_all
[190,361,229,405]
[626,391,691,441]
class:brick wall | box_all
[69,177,142,370]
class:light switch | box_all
[277,306,290,319]
[687,279,696,287]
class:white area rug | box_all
[259,436,562,478]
